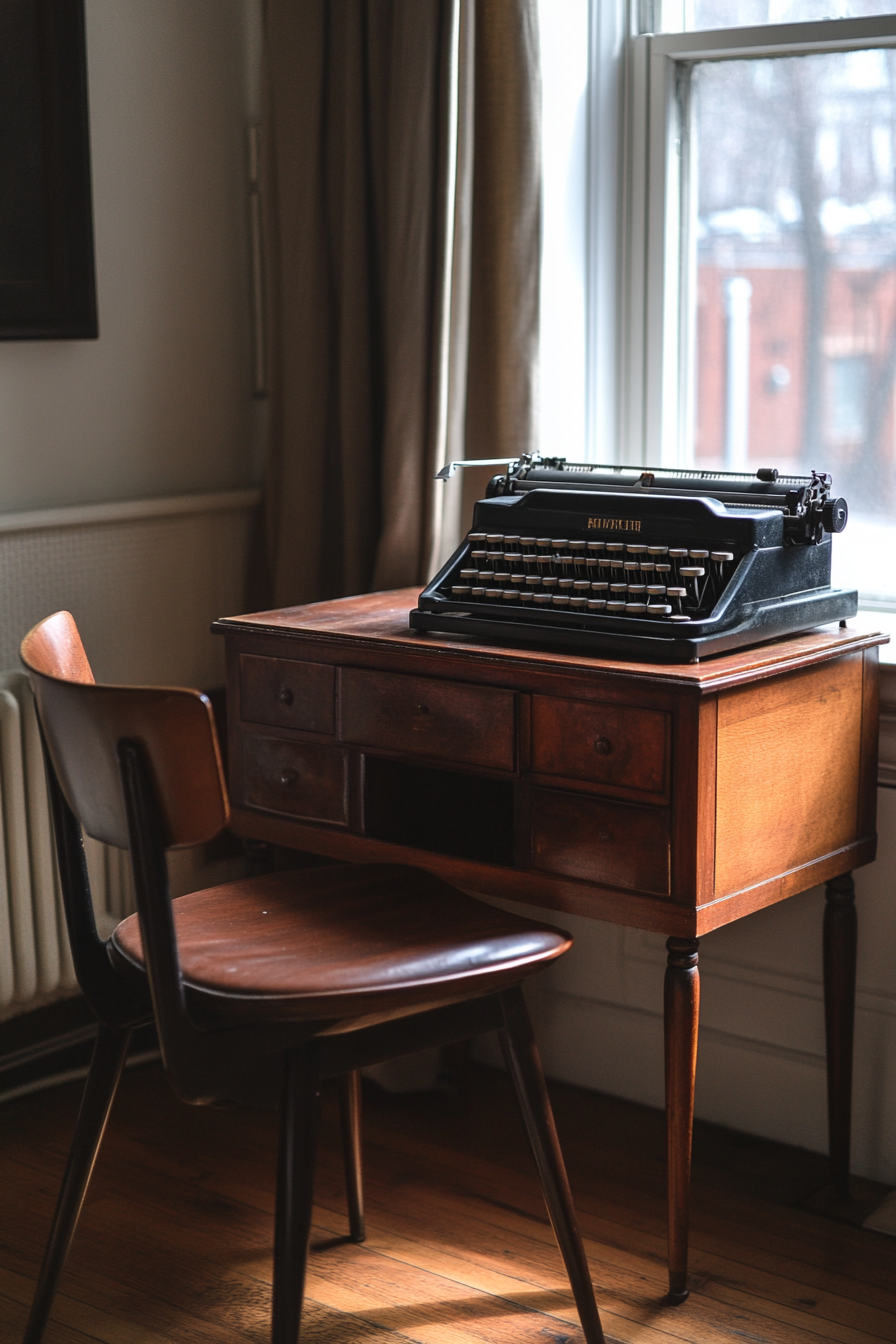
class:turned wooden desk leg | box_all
[823,873,857,1199]
[664,936,700,1305]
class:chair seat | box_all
[110,863,570,1020]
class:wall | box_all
[0,0,257,515]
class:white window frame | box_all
[616,9,896,470]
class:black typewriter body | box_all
[409,458,857,662]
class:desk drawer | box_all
[240,655,335,734]
[531,787,670,895]
[340,669,515,771]
[530,696,668,795]
[243,735,347,824]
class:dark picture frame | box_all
[0,0,97,339]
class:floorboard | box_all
[0,1059,892,1344]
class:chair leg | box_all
[23,1023,132,1344]
[498,987,605,1344]
[272,1046,321,1344]
[336,1071,366,1242]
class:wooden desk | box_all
[214,589,885,1302]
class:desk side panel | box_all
[714,654,863,898]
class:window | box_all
[538,2,896,609]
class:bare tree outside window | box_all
[690,43,896,602]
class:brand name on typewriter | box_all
[586,517,642,532]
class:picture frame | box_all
[0,0,98,340]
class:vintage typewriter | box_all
[409,455,856,661]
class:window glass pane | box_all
[660,1,896,33]
[689,49,896,604]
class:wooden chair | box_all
[19,611,605,1344]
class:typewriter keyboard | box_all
[443,533,738,621]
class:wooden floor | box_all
[0,1058,893,1344]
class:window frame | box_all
[618,9,896,473]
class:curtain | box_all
[258,0,540,609]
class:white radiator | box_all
[0,670,134,1019]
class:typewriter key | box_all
[520,537,537,552]
[510,574,526,587]
[552,594,570,606]
[689,549,709,560]
[504,535,521,548]
[655,562,671,575]
[487,550,504,563]
[494,573,511,588]
[542,576,559,590]
[608,558,625,571]
[460,569,478,581]
[627,584,647,597]
[503,553,522,567]
[625,602,648,614]
[624,560,640,574]
[468,533,487,544]
[519,591,534,604]
[647,603,672,616]
[502,589,519,601]
[605,542,625,554]
[640,561,655,575]
[533,593,551,605]
[477,571,494,583]
[536,537,552,551]
[471,586,486,601]
[647,545,668,556]
[470,550,488,564]
[646,584,666,596]
[585,557,599,571]
[626,544,647,555]
[558,577,574,590]
[610,582,627,595]
[485,588,502,601]
[525,575,541,587]
[486,534,504,546]
[669,614,692,622]
[711,551,734,563]
[590,581,609,593]
[606,600,626,612]
[586,541,605,553]
[552,539,569,552]
[451,586,472,597]
[573,580,590,592]
[569,596,587,609]
[679,566,704,578]
[587,598,607,610]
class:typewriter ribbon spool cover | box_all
[409,457,856,663]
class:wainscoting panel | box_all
[0,489,260,687]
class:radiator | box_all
[0,670,134,1018]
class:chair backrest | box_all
[21,612,229,849]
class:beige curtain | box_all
[258,0,540,608]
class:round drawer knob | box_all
[279,768,297,787]
[278,685,294,706]
[594,736,612,755]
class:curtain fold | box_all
[259,0,540,609]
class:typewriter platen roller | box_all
[409,456,857,662]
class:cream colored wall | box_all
[0,0,257,513]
